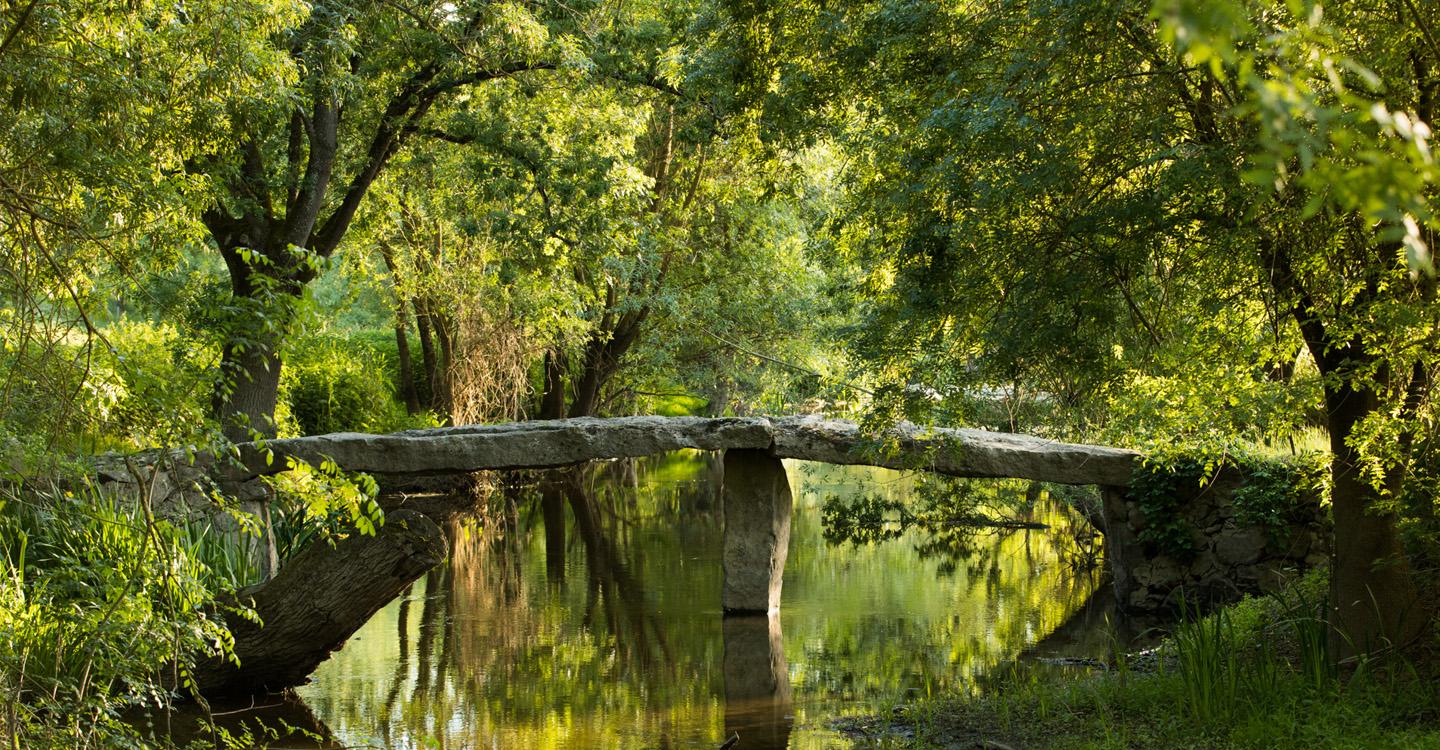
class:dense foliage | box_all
[4,0,1440,745]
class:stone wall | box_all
[1101,469,1330,612]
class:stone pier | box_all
[721,449,793,614]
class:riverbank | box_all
[842,570,1440,750]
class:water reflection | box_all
[297,454,1112,749]
[724,614,793,749]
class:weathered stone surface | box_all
[96,416,1145,489]
[1215,527,1268,566]
[722,449,792,614]
[769,416,1139,486]
[227,416,776,480]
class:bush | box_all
[94,321,215,450]
[280,333,411,436]
[0,318,218,454]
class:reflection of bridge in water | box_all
[120,414,1323,739]
[205,415,1144,748]
[222,414,1140,617]
[293,458,1106,750]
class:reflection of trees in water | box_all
[359,454,725,745]
[801,477,1105,700]
[308,456,1112,748]
[823,476,1101,576]
[563,469,677,678]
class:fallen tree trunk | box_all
[192,509,446,696]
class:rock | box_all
[1134,557,1183,590]
[1215,527,1267,566]
[1128,506,1146,531]
[722,450,792,613]
[1187,550,1219,577]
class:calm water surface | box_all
[294,453,1112,749]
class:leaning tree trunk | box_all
[568,346,607,418]
[191,509,446,696]
[1326,382,1424,657]
[567,315,645,419]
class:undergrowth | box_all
[0,481,261,749]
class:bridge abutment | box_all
[721,449,793,614]
[1100,476,1329,611]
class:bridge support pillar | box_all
[722,449,792,614]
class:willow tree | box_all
[753,0,1440,654]
[365,79,826,421]
[343,0,827,423]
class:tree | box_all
[192,1,569,439]
[0,0,304,448]
[359,10,829,423]
[753,0,1440,655]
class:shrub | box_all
[93,320,215,450]
[280,333,409,436]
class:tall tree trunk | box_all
[703,377,731,417]
[209,249,297,441]
[394,320,421,416]
[213,337,285,442]
[1267,232,1426,658]
[433,309,455,422]
[380,243,422,415]
[539,349,568,420]
[414,298,438,410]
[1326,381,1425,656]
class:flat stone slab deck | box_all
[203,415,1139,487]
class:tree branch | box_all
[308,61,556,260]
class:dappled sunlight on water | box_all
[295,453,1109,749]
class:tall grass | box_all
[1171,595,1242,723]
[0,482,254,748]
[1168,581,1345,727]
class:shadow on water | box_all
[202,453,1140,749]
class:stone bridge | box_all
[94,415,1327,695]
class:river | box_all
[248,452,1126,749]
